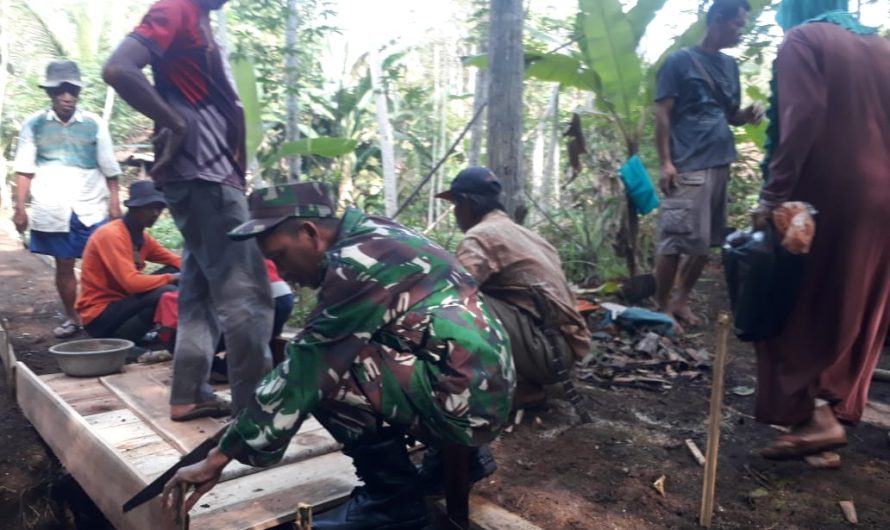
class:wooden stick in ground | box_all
[699,312,731,528]
[295,503,312,530]
[872,368,890,383]
[163,482,189,530]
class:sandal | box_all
[53,320,81,339]
[759,433,847,461]
[170,395,231,422]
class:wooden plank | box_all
[101,370,226,453]
[191,451,358,530]
[56,383,124,416]
[1,320,17,390]
[0,322,9,380]
[16,361,164,530]
[86,409,185,480]
[434,495,544,530]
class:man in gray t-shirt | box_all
[653,0,762,328]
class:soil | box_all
[2,217,889,529]
[475,271,890,529]
[0,218,113,530]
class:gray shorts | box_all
[657,166,729,256]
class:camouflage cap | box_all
[228,182,336,240]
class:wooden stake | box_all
[699,312,731,528]
[295,503,313,530]
[163,482,189,530]
[871,368,890,383]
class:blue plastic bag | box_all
[619,155,660,215]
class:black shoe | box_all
[417,444,497,496]
[314,434,430,530]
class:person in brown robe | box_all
[751,10,890,459]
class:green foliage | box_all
[286,287,318,329]
[275,137,359,159]
[147,215,183,250]
[231,57,265,162]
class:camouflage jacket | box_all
[219,208,515,466]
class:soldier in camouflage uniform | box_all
[162,182,515,530]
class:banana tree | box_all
[230,55,357,185]
[520,0,772,274]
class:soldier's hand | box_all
[12,207,28,233]
[150,121,187,179]
[162,448,230,512]
[659,162,678,195]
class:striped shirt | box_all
[13,109,121,232]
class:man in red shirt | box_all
[103,0,274,422]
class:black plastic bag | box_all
[722,225,805,342]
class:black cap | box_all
[435,167,502,201]
[39,60,86,89]
[124,180,166,208]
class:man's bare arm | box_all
[12,173,33,232]
[103,37,185,133]
[104,37,187,176]
[107,178,122,219]
[655,98,677,194]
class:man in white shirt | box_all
[12,60,122,338]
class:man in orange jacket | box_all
[76,180,181,345]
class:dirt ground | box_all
[1,216,889,530]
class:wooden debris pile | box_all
[575,332,712,390]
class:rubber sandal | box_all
[137,350,173,364]
[759,434,847,461]
[171,396,231,422]
[53,321,81,339]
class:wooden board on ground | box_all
[16,362,167,530]
[434,496,545,530]
[16,360,358,530]
[0,319,17,389]
[101,368,225,453]
[17,357,540,530]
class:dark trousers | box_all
[85,269,179,343]
[163,180,274,412]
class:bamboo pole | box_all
[871,368,890,383]
[163,482,189,530]
[699,312,731,528]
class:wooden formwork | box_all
[11,354,542,530]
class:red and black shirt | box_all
[131,0,246,190]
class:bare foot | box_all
[669,301,702,327]
[656,305,685,336]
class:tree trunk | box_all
[531,127,544,203]
[468,63,487,166]
[369,46,397,217]
[487,0,524,220]
[543,85,560,210]
[0,0,8,130]
[624,141,640,277]
[0,0,9,208]
[285,0,301,181]
[101,0,124,123]
[429,43,442,226]
[338,153,356,212]
[532,83,560,214]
